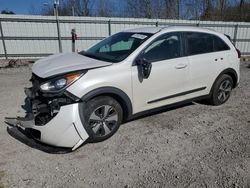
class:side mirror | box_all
[136,58,152,79]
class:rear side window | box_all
[186,32,214,55]
[186,32,230,56]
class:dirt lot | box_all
[0,62,249,188]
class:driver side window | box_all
[142,33,181,62]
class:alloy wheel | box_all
[88,105,118,137]
[217,79,232,102]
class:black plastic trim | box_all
[64,90,81,102]
[7,127,72,153]
[148,87,207,104]
[73,123,84,140]
[131,94,210,121]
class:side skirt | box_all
[127,95,209,121]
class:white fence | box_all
[0,14,250,59]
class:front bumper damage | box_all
[5,74,89,151]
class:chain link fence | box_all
[0,14,249,59]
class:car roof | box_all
[124,27,163,34]
[124,26,216,34]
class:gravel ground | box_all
[0,62,250,188]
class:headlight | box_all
[40,73,83,92]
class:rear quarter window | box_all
[213,36,230,51]
[186,32,231,56]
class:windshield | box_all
[81,32,153,63]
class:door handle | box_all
[175,64,187,69]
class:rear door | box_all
[184,32,230,98]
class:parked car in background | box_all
[6,26,240,150]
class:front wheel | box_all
[80,96,123,143]
[208,74,233,105]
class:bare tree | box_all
[239,0,244,20]
[152,0,165,18]
[125,0,140,18]
[70,0,94,16]
[141,0,154,18]
[97,0,113,17]
[82,0,91,16]
[200,0,214,20]
[164,0,179,19]
[216,0,229,19]
[125,0,154,18]
[183,0,204,20]
[34,0,250,21]
[39,0,94,16]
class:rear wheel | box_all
[208,74,233,105]
[81,96,123,143]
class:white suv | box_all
[6,26,240,150]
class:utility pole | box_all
[54,0,62,53]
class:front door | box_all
[132,32,190,113]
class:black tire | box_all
[80,96,123,143]
[208,74,233,105]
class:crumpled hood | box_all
[32,53,112,78]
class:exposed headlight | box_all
[40,73,83,92]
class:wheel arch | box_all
[222,68,238,88]
[80,87,133,121]
[211,68,238,94]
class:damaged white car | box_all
[5,26,240,151]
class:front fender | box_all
[80,87,133,120]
